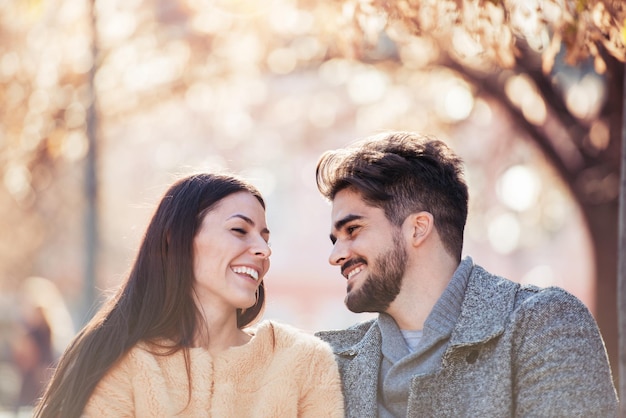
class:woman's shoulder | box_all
[253,320,333,353]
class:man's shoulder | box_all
[512,283,597,327]
[315,318,378,349]
[468,263,596,328]
[469,263,590,310]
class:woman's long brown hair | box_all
[32,173,266,418]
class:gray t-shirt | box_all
[400,329,423,352]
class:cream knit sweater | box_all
[83,321,344,417]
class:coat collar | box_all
[448,263,519,348]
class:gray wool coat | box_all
[316,263,618,417]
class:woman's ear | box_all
[405,211,434,247]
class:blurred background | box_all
[0,0,624,415]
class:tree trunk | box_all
[618,61,626,416]
[584,201,619,388]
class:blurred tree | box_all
[330,0,625,389]
[0,0,624,400]
[0,0,94,319]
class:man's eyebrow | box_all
[229,214,270,235]
[329,214,363,243]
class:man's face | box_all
[329,188,408,313]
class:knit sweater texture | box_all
[317,257,618,418]
[377,257,471,417]
[84,320,344,417]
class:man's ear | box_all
[405,211,434,247]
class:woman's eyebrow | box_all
[228,214,270,235]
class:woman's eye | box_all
[232,228,246,234]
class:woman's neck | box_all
[192,303,251,354]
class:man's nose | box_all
[329,240,349,266]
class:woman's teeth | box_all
[232,266,259,281]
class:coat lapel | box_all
[330,323,382,418]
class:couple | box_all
[34,132,618,417]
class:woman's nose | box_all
[253,237,271,259]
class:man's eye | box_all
[346,225,359,235]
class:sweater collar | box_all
[378,257,471,360]
[422,256,472,338]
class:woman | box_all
[33,173,344,417]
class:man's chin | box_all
[345,293,377,314]
[345,289,395,313]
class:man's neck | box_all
[386,256,460,331]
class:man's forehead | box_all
[330,190,383,226]
[331,190,366,215]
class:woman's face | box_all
[192,191,271,313]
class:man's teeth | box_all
[232,266,259,281]
[347,266,363,280]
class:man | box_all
[314,131,618,417]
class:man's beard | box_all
[344,232,407,313]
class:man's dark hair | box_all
[316,131,469,260]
